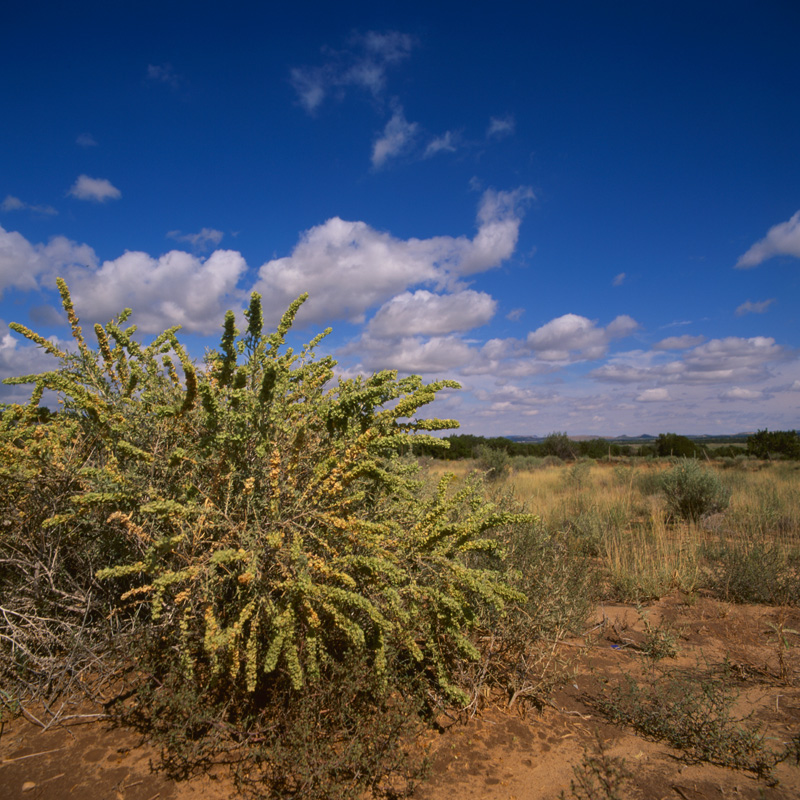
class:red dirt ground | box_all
[3,595,799,800]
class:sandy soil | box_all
[3,595,799,800]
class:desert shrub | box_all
[659,460,730,523]
[564,459,592,489]
[701,541,800,605]
[633,468,664,497]
[511,455,545,471]
[475,443,510,481]
[455,517,595,715]
[1,282,532,794]
[560,736,633,800]
[594,667,782,780]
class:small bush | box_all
[701,541,800,606]
[594,667,781,780]
[659,460,730,523]
[475,443,510,481]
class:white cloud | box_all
[76,133,98,147]
[424,131,457,158]
[593,336,788,386]
[612,272,625,286]
[721,387,763,401]
[0,226,97,296]
[506,307,525,322]
[68,175,121,203]
[167,228,224,251]
[63,249,247,334]
[367,290,495,337]
[1,196,24,211]
[252,187,531,325]
[0,323,74,404]
[146,63,181,89]
[0,186,530,342]
[354,334,477,374]
[636,388,670,402]
[653,335,706,350]
[526,314,639,362]
[2,195,57,215]
[736,210,800,268]
[735,298,775,316]
[291,30,414,113]
[487,115,515,139]
[372,105,418,168]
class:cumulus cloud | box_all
[653,335,706,350]
[636,388,670,402]
[68,175,121,203]
[2,195,57,215]
[0,185,531,341]
[736,210,800,268]
[353,334,477,374]
[526,314,639,362]
[367,290,495,337]
[167,228,224,251]
[593,336,788,385]
[291,30,414,113]
[372,105,418,168]
[721,387,763,401]
[487,115,515,139]
[0,324,74,403]
[735,298,775,316]
[252,186,532,325]
[612,272,625,287]
[0,226,97,296]
[61,249,246,334]
[506,307,525,322]
[76,133,98,147]
[424,131,458,158]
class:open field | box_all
[2,457,799,799]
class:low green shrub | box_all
[594,667,781,780]
[659,460,730,523]
[475,443,511,481]
[701,541,800,605]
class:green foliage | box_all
[747,428,800,460]
[659,460,730,523]
[474,443,510,481]
[595,667,782,780]
[654,432,705,459]
[701,541,800,606]
[542,431,577,461]
[560,736,633,800]
[2,282,534,794]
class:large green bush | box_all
[1,281,533,796]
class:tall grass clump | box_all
[0,281,533,798]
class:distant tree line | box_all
[746,429,800,460]
[411,429,800,462]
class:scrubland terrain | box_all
[3,457,799,800]
[1,287,799,799]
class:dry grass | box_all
[419,457,800,605]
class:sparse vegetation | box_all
[2,284,799,796]
[593,666,785,781]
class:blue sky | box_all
[2,1,799,436]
